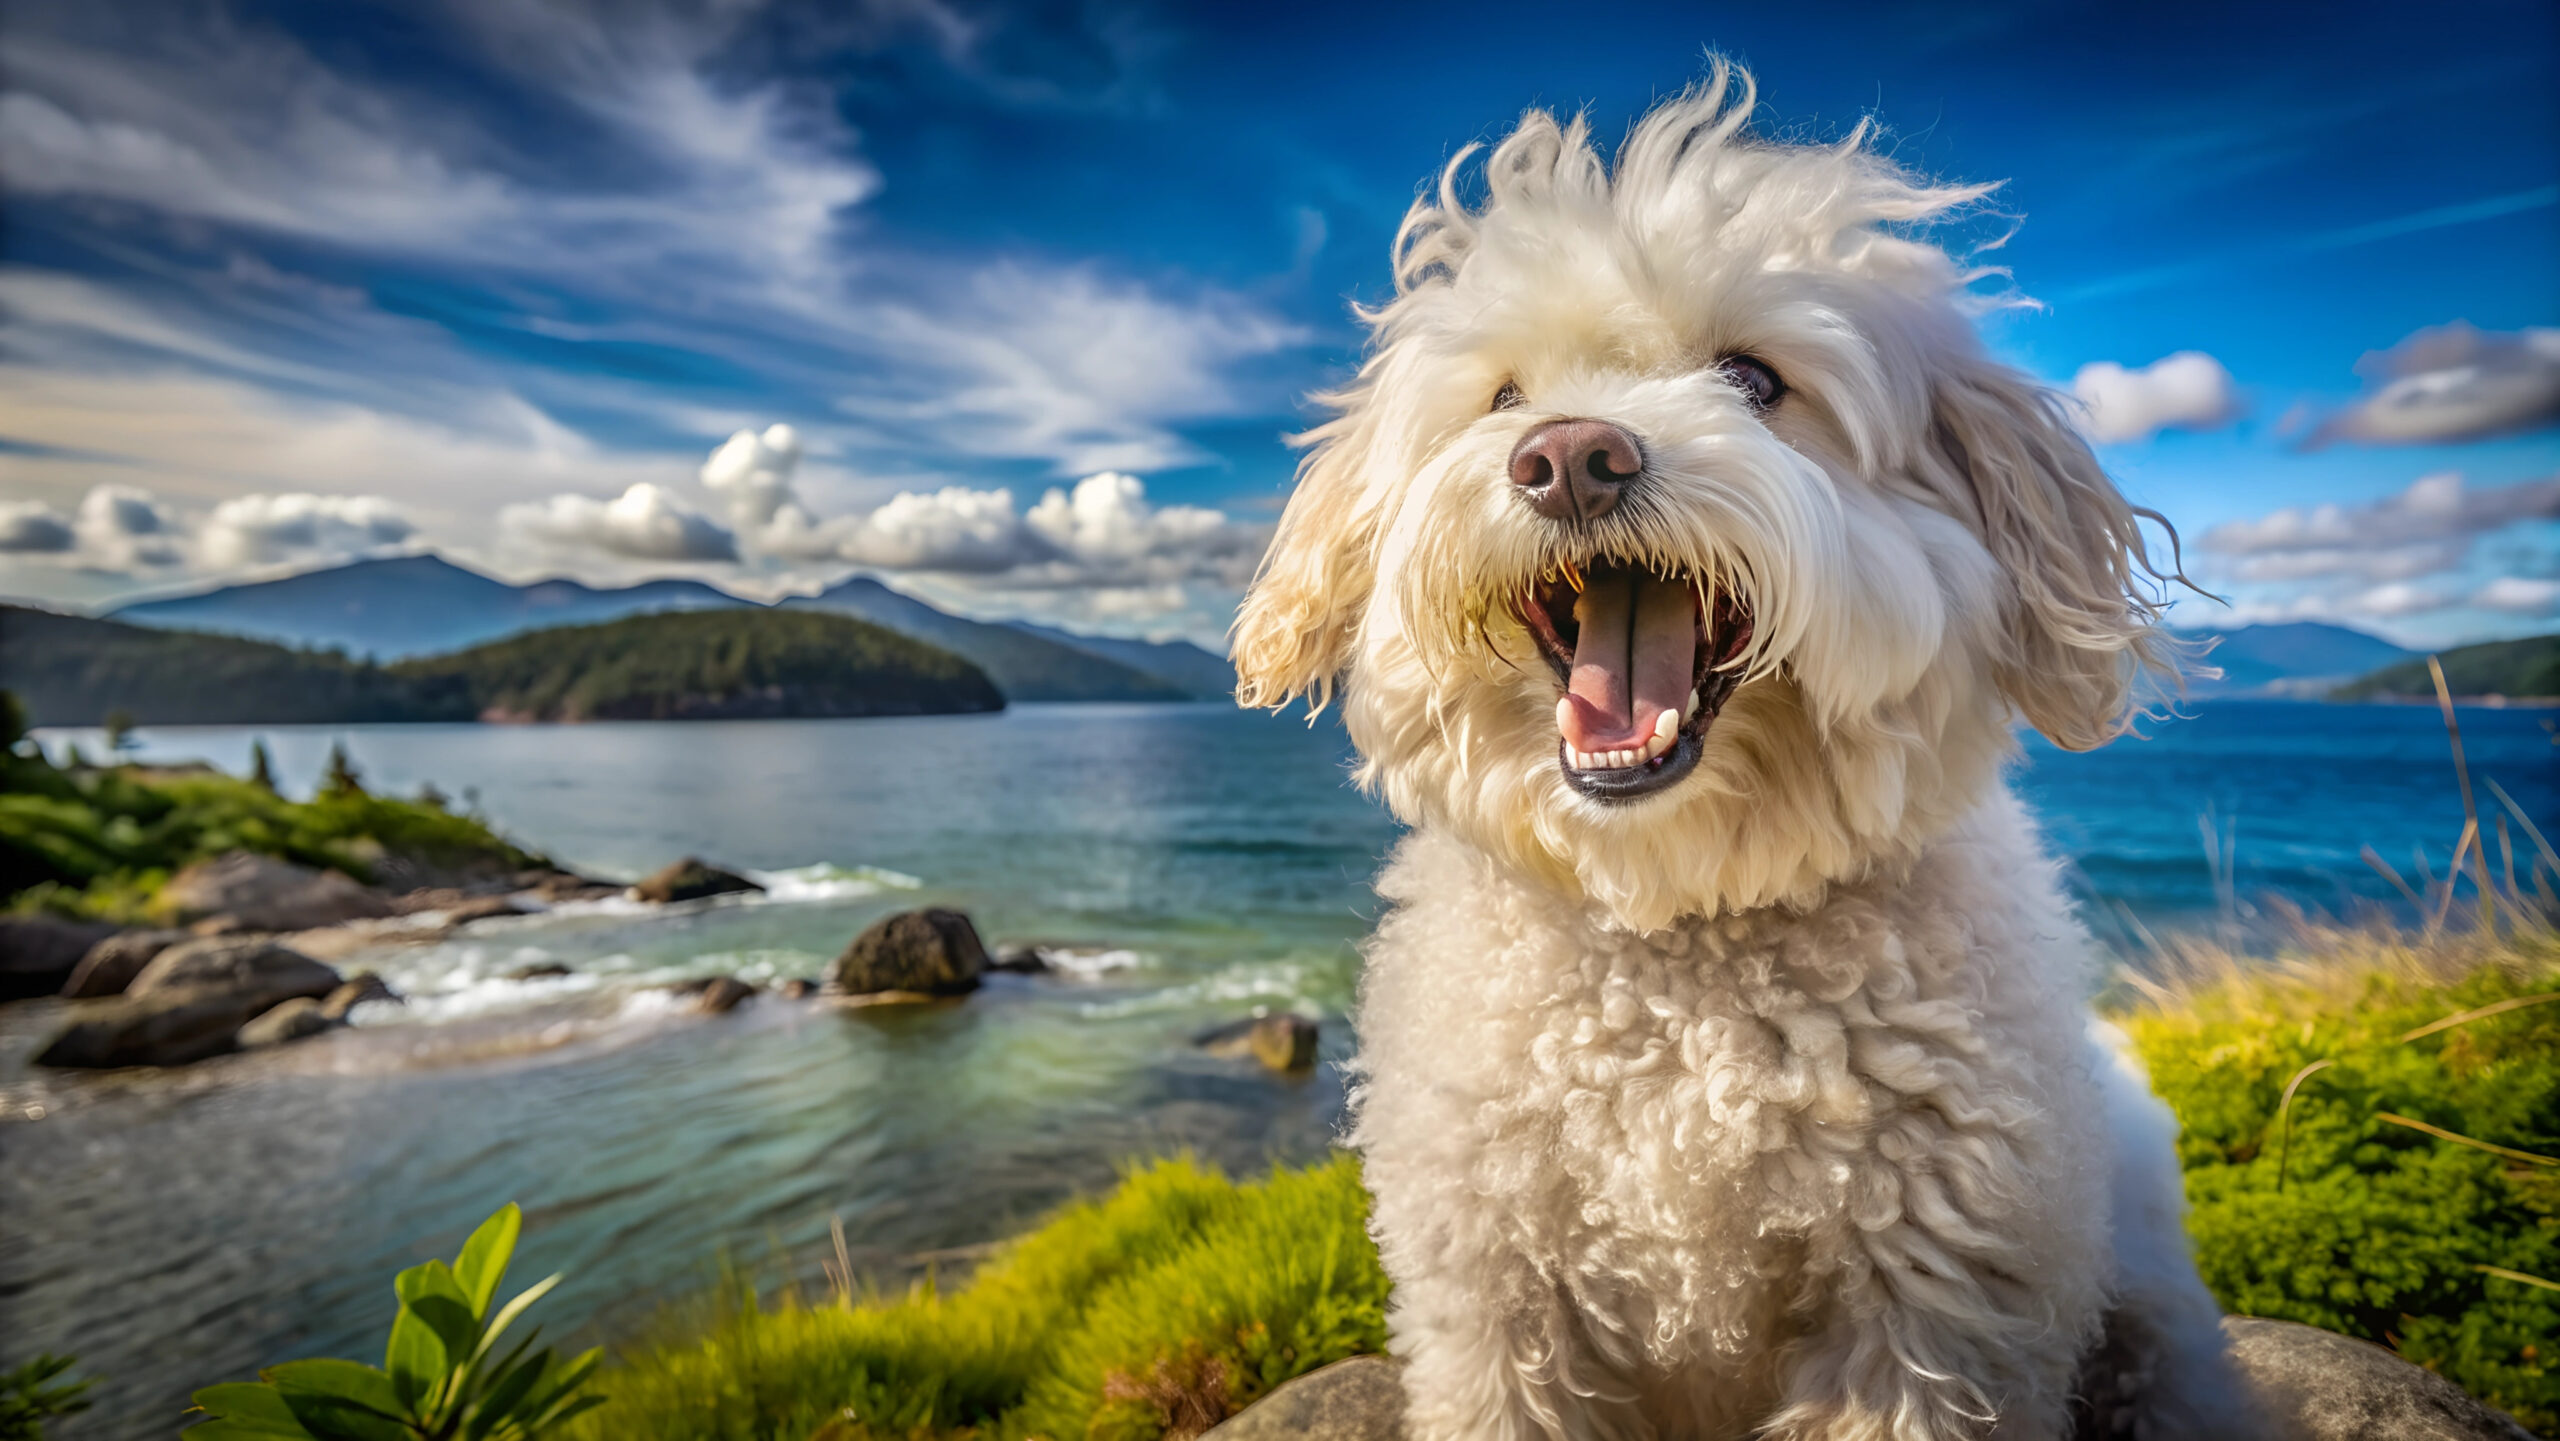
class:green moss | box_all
[574,1156,1386,1441]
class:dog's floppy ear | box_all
[1924,358,2177,750]
[1231,416,1379,712]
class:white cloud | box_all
[2070,351,2242,444]
[0,501,75,554]
[194,493,414,570]
[838,486,1033,572]
[2222,539,2469,585]
[75,484,181,569]
[2201,471,2560,569]
[498,483,737,563]
[0,482,415,581]
[2307,322,2560,448]
[2472,576,2560,616]
[700,423,805,533]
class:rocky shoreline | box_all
[3,848,1322,1075]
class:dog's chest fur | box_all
[1351,792,2110,1402]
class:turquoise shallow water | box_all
[1,700,2551,1438]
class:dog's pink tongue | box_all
[1562,572,1695,750]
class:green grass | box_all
[1,732,545,918]
[577,926,2558,1441]
[571,1156,1386,1441]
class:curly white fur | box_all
[1232,63,2251,1441]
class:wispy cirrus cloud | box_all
[0,0,1310,626]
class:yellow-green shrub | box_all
[2115,928,2559,1431]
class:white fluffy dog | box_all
[1231,65,2252,1441]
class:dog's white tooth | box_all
[1654,708,1678,741]
[1570,748,1591,770]
[1555,697,1573,735]
[1612,749,1632,768]
[1682,688,1701,721]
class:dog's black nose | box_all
[1509,418,1639,523]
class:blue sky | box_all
[1,0,2554,646]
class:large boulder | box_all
[39,938,342,1068]
[631,858,764,905]
[826,908,986,996]
[61,928,189,999]
[36,989,274,1068]
[0,915,120,1001]
[1195,1322,2544,1441]
[129,937,342,1013]
[159,851,395,932]
[2223,1316,2538,1440]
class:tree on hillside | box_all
[321,741,365,797]
[248,740,277,793]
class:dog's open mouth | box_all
[1519,559,1755,803]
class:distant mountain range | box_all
[781,577,1194,702]
[1,605,1004,728]
[2173,622,2420,698]
[105,555,1230,703]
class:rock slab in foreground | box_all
[159,850,396,932]
[631,857,764,904]
[1199,1356,1406,1441]
[0,915,121,1001]
[1194,1320,2541,1441]
[827,908,986,996]
[2224,1316,2538,1441]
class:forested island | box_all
[0,605,1002,727]
[2330,633,2560,703]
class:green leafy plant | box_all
[0,1354,92,1441]
[185,1204,603,1440]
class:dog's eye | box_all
[1719,355,1785,412]
[1490,380,1526,412]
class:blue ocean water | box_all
[2,701,2551,1437]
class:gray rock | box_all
[630,858,764,905]
[36,989,272,1067]
[1196,1323,2544,1441]
[1,915,122,1001]
[61,928,189,999]
[778,978,817,1000]
[1197,1011,1321,1073]
[987,945,1052,974]
[237,996,335,1048]
[693,976,756,1014]
[2223,1316,2538,1441]
[1199,1356,1405,1441]
[319,973,400,1022]
[159,851,395,931]
[509,962,574,981]
[826,908,986,996]
[128,937,342,1013]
